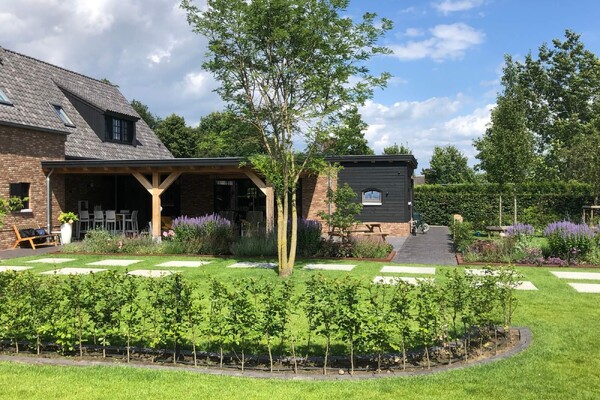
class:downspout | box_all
[46,169,54,232]
[327,164,332,232]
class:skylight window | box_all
[52,104,75,127]
[0,88,12,105]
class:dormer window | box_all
[51,104,75,127]
[0,88,12,106]
[106,116,134,144]
[362,189,383,206]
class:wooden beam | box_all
[151,173,161,238]
[244,170,274,233]
[159,172,182,191]
[132,172,152,191]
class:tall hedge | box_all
[414,182,594,229]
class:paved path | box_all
[389,226,457,265]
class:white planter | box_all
[60,223,73,244]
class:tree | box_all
[474,56,534,185]
[131,99,162,130]
[383,142,412,155]
[196,111,264,157]
[423,145,474,185]
[154,114,198,158]
[321,107,374,156]
[182,0,391,276]
[498,30,600,180]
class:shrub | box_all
[451,219,474,252]
[77,229,122,253]
[296,219,323,257]
[463,238,518,263]
[171,214,235,255]
[543,221,596,263]
[230,234,278,257]
[351,237,393,259]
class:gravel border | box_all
[0,327,532,381]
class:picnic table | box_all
[485,226,510,238]
[328,223,389,242]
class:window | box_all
[51,104,75,127]
[0,88,12,105]
[362,189,382,206]
[9,182,30,211]
[106,116,134,143]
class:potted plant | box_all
[58,211,79,244]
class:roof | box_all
[41,154,418,174]
[0,47,173,160]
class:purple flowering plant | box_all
[543,220,595,263]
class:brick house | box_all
[0,47,417,248]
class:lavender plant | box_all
[171,213,235,254]
[543,221,596,263]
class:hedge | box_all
[414,182,595,229]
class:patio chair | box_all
[93,210,105,229]
[77,210,91,239]
[105,210,117,233]
[124,210,139,236]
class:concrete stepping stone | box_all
[128,269,173,278]
[551,271,600,280]
[41,268,106,275]
[0,266,32,272]
[155,261,211,268]
[504,281,537,291]
[304,264,356,271]
[88,259,143,267]
[568,283,600,293]
[27,258,75,264]
[373,276,432,285]
[381,266,435,274]
[227,262,277,269]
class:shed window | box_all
[9,182,30,210]
[52,104,75,127]
[0,88,13,105]
[362,189,382,205]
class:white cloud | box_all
[404,28,425,37]
[390,23,485,62]
[433,0,485,15]
[360,98,493,168]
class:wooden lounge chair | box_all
[12,225,59,250]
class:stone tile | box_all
[373,276,432,285]
[0,266,32,272]
[551,271,600,280]
[466,269,501,276]
[227,262,277,269]
[128,270,173,278]
[304,264,356,271]
[568,283,600,293]
[380,266,435,274]
[40,268,106,275]
[155,261,211,268]
[27,258,75,264]
[511,281,537,291]
[87,259,143,267]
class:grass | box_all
[0,254,599,399]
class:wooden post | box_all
[244,170,275,233]
[132,171,181,238]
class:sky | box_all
[2,0,600,171]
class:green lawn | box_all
[0,254,599,399]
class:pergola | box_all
[41,158,274,238]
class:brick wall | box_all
[301,172,411,237]
[0,126,66,248]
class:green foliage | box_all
[317,183,363,241]
[450,219,474,252]
[295,219,324,257]
[230,234,278,257]
[196,111,264,157]
[382,142,412,155]
[350,236,393,258]
[172,214,236,255]
[321,107,374,156]
[0,196,26,227]
[130,99,162,130]
[154,114,199,158]
[423,145,475,184]
[415,181,594,229]
[474,61,534,185]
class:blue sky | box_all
[2,0,600,170]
